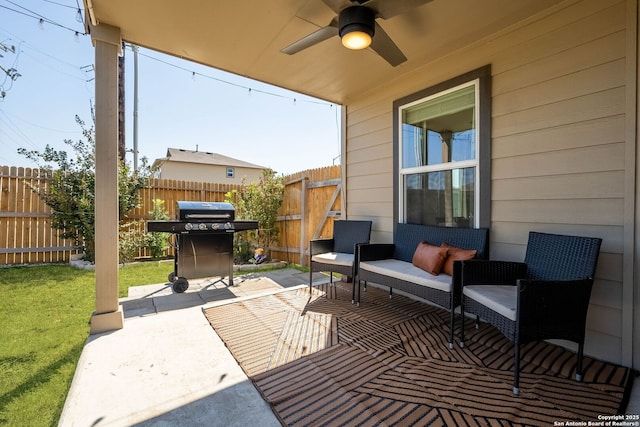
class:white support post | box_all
[89,23,124,334]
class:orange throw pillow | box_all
[441,242,477,276]
[412,242,448,275]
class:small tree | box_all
[226,169,284,261]
[18,115,152,262]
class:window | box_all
[393,66,491,229]
[226,167,234,178]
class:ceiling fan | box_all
[281,0,433,67]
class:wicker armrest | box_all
[517,278,594,343]
[460,260,527,286]
[310,238,334,256]
[358,243,396,262]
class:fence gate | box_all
[270,165,342,266]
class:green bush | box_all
[233,239,252,264]
[145,199,170,258]
[226,169,284,262]
[119,221,146,264]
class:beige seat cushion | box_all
[311,252,354,267]
[360,259,452,292]
[463,285,517,321]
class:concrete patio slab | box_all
[58,269,331,427]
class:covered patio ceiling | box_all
[84,0,565,104]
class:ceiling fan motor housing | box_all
[338,5,375,39]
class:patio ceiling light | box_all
[281,0,421,66]
[339,6,374,50]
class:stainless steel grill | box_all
[147,201,258,293]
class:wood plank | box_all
[493,87,625,138]
[493,171,624,200]
[489,222,623,253]
[493,58,625,117]
[348,111,392,139]
[493,143,624,179]
[492,199,624,226]
[311,184,341,240]
[493,115,624,158]
[348,137,391,161]
[347,175,393,194]
[348,129,391,152]
[493,31,625,99]
[492,1,624,77]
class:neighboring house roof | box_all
[152,148,266,170]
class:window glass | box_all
[226,168,234,178]
[404,168,475,227]
[398,82,479,228]
[401,84,476,169]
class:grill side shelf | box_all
[147,221,186,233]
[233,220,259,231]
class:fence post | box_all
[299,176,308,266]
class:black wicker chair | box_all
[309,220,372,302]
[460,231,602,395]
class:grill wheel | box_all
[172,277,189,293]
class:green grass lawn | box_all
[0,260,263,426]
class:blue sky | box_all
[0,0,342,175]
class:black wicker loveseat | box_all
[357,223,489,348]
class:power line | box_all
[43,0,77,9]
[0,27,92,77]
[0,109,40,150]
[2,108,83,133]
[21,50,89,82]
[0,1,86,35]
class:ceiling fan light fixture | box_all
[339,6,375,50]
[341,30,372,50]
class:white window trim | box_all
[397,78,482,227]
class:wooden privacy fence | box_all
[0,166,72,265]
[129,178,243,221]
[271,165,342,266]
[0,164,342,266]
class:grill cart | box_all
[147,201,258,293]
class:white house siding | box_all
[345,0,634,366]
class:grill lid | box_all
[177,201,235,221]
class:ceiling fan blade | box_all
[321,0,357,14]
[364,0,433,19]
[281,19,339,55]
[370,22,407,66]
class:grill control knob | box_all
[212,223,219,230]
[224,222,232,230]
[184,223,193,231]
[198,223,208,230]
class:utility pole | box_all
[118,43,126,161]
[133,45,139,171]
